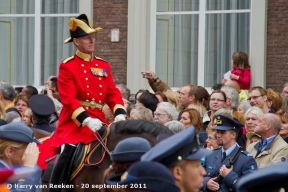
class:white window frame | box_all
[0,1,92,87]
[150,0,268,87]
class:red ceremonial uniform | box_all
[51,50,125,148]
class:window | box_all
[152,0,256,87]
[0,0,79,86]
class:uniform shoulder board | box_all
[63,56,74,63]
[241,151,253,157]
[94,56,108,63]
[212,147,221,151]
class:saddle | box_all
[42,125,110,182]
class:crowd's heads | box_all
[179,108,202,132]
[137,91,159,112]
[232,51,250,70]
[22,85,38,99]
[116,84,131,101]
[221,86,239,110]
[248,86,267,109]
[0,84,16,102]
[266,88,283,113]
[130,106,153,122]
[163,90,182,112]
[155,91,168,102]
[154,102,179,125]
[164,120,185,134]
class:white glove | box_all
[83,117,102,132]
[114,114,126,122]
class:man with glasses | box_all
[202,115,257,192]
[248,86,269,113]
[281,83,288,99]
[247,113,288,169]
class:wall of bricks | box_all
[93,0,128,85]
[266,0,288,91]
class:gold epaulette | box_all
[94,56,107,62]
[63,56,74,63]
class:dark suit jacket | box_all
[201,145,257,192]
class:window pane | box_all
[156,15,199,87]
[204,13,250,87]
[157,0,199,12]
[0,0,35,14]
[206,0,250,10]
[42,0,79,14]
[0,17,34,85]
[41,17,76,84]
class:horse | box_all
[41,120,173,192]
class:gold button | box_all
[99,85,102,88]
[87,93,90,96]
[84,70,86,73]
[81,64,84,67]
[86,78,88,80]
[99,77,102,80]
[100,93,102,95]
[87,85,89,88]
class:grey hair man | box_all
[154,102,179,125]
[116,84,131,101]
[0,84,21,123]
[221,86,244,124]
[247,113,288,169]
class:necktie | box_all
[222,151,226,163]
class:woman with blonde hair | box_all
[163,90,182,112]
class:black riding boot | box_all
[49,144,76,192]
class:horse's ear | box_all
[156,134,171,143]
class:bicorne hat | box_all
[64,14,102,44]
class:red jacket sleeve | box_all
[238,69,251,89]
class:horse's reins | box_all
[93,132,110,155]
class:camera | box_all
[141,72,146,78]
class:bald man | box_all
[247,113,288,169]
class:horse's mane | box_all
[111,120,174,136]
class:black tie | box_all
[222,151,226,163]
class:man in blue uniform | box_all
[141,126,212,192]
[202,115,257,192]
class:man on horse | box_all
[49,13,126,191]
